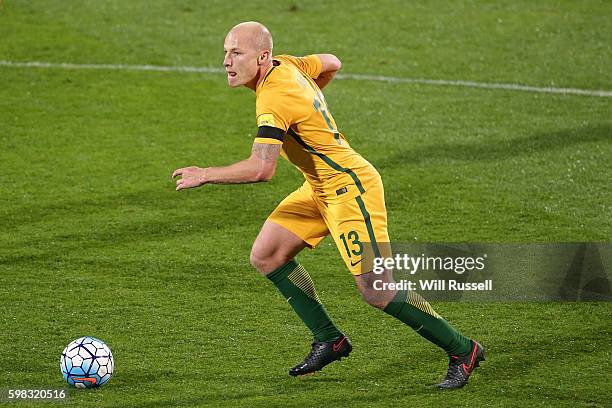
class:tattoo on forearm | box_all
[252,143,281,162]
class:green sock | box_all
[383,290,472,356]
[267,260,342,342]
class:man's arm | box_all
[314,54,342,90]
[172,142,281,191]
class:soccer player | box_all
[172,21,484,389]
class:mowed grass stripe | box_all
[1,59,611,98]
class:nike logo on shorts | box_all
[350,259,362,267]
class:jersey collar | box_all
[256,59,280,91]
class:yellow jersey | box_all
[254,55,379,203]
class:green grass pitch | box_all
[1,1,611,407]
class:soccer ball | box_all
[60,337,114,388]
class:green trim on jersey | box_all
[287,128,366,194]
[286,128,381,259]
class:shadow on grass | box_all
[0,186,264,265]
[378,124,612,168]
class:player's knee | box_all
[249,248,269,275]
[250,246,286,275]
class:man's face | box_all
[223,32,260,88]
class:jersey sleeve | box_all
[255,86,291,145]
[276,54,322,79]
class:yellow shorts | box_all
[267,174,390,275]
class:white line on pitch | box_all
[0,60,224,74]
[338,73,612,98]
[1,60,610,98]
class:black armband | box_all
[256,126,285,142]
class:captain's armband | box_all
[254,126,285,145]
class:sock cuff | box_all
[287,263,322,303]
[266,259,299,283]
[383,290,408,316]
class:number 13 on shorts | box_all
[337,229,368,275]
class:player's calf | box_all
[354,270,398,309]
[359,289,391,309]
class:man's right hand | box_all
[172,166,207,191]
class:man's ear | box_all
[258,51,269,65]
